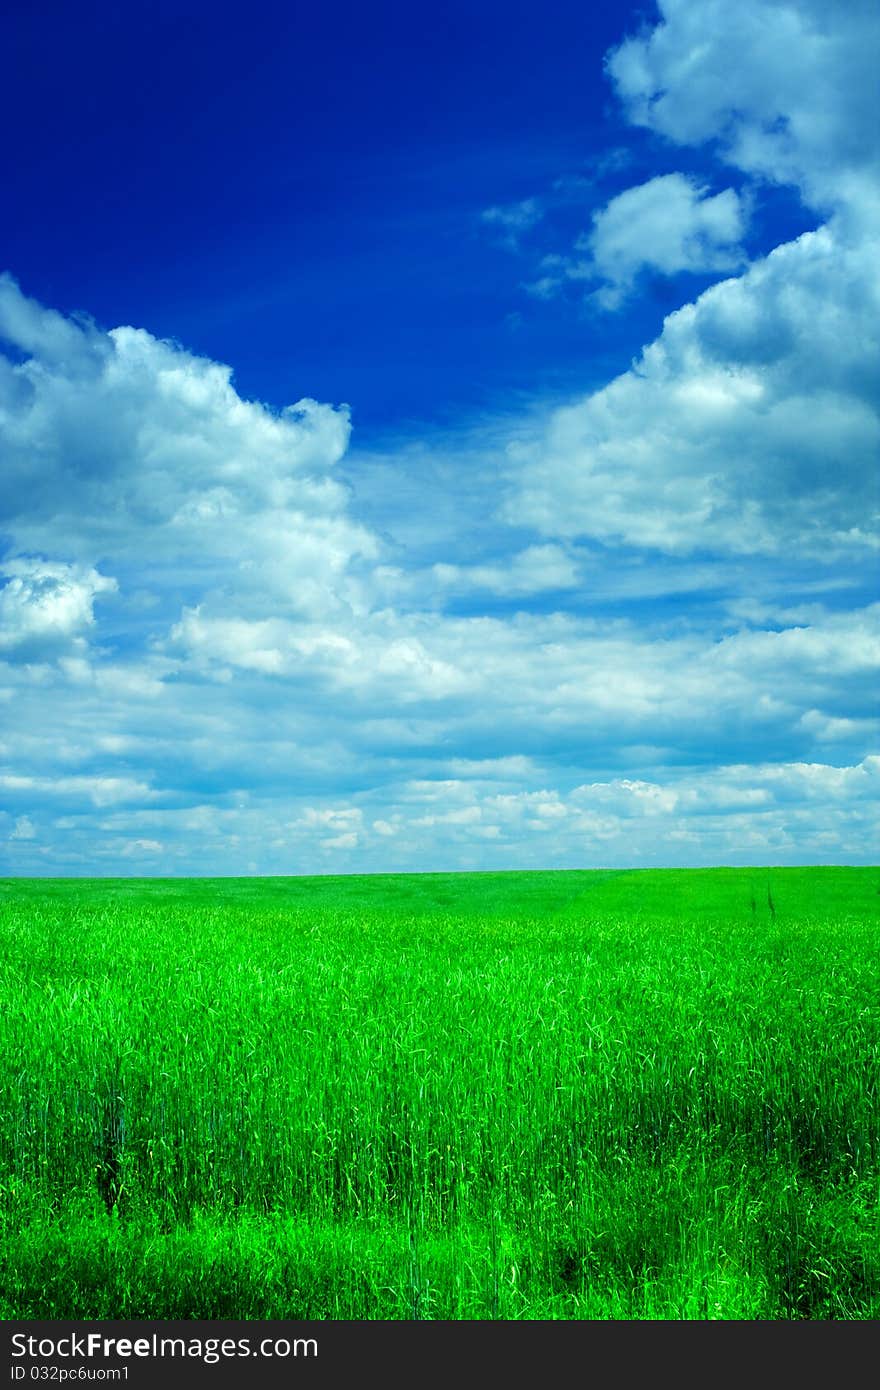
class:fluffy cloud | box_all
[498,0,879,556]
[166,607,473,700]
[0,559,116,656]
[582,173,747,308]
[375,754,880,864]
[1,2,876,876]
[13,753,870,874]
[503,193,878,557]
[0,274,374,623]
[607,0,880,213]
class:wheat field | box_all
[1,868,877,1319]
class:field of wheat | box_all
[0,867,877,1319]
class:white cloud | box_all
[10,815,35,840]
[0,559,116,655]
[606,0,880,214]
[0,4,876,877]
[125,599,880,754]
[445,756,537,780]
[230,755,876,867]
[798,710,865,743]
[430,544,579,597]
[418,805,483,827]
[296,807,363,831]
[503,220,879,555]
[3,734,875,871]
[0,275,374,624]
[119,838,162,856]
[167,606,473,701]
[581,173,747,308]
[320,831,358,850]
[0,773,158,807]
[481,198,544,248]
[521,274,563,300]
[492,0,879,557]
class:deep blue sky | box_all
[1,0,876,873]
[3,0,811,433]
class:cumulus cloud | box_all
[0,559,116,656]
[606,0,880,214]
[155,600,880,758]
[227,755,880,867]
[1,254,876,870]
[580,173,747,308]
[376,754,880,862]
[166,607,473,700]
[0,274,374,624]
[503,201,879,557]
[1,2,876,876]
[494,0,879,556]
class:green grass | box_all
[0,867,877,1319]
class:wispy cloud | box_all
[480,197,544,249]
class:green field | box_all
[1,868,877,1319]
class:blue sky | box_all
[1,0,878,874]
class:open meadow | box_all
[0,867,877,1320]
